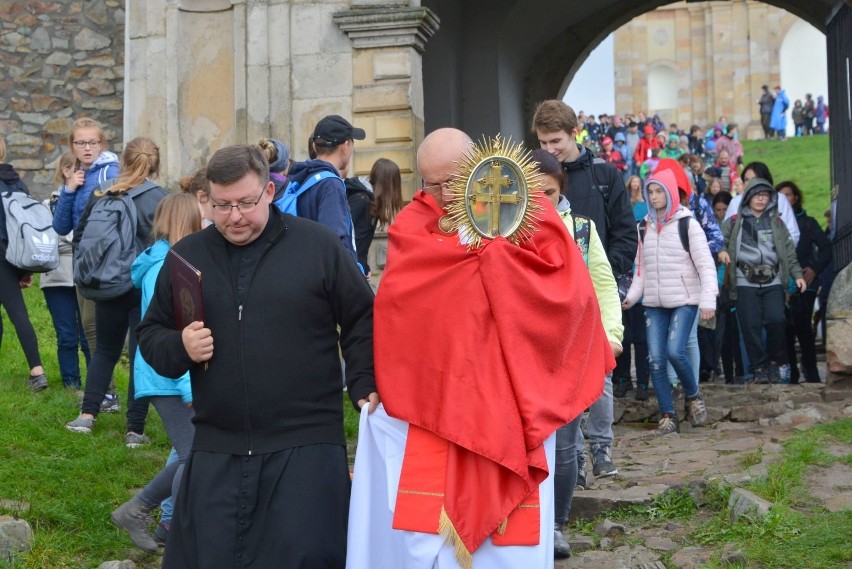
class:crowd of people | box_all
[0,97,834,567]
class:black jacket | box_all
[345,177,375,274]
[0,163,29,248]
[137,209,375,455]
[561,146,637,276]
[793,208,832,276]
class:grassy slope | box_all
[740,135,831,228]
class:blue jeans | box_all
[646,305,700,416]
[576,373,613,449]
[43,286,90,388]
[667,310,698,386]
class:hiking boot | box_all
[153,521,170,547]
[27,373,48,392]
[576,455,588,490]
[100,393,121,413]
[590,443,618,477]
[613,377,633,398]
[654,415,679,436]
[778,364,791,384]
[686,396,708,427]
[124,432,151,449]
[554,524,571,559]
[65,415,95,434]
[635,384,649,401]
[111,496,158,553]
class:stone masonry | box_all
[0,0,125,200]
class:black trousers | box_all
[760,113,772,138]
[716,307,745,381]
[80,289,149,433]
[0,258,41,370]
[164,444,350,569]
[736,285,787,371]
[614,303,649,386]
[786,290,820,382]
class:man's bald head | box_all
[417,128,473,208]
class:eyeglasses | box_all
[421,180,450,195]
[211,187,266,215]
[73,140,101,148]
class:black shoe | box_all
[554,525,571,559]
[635,384,649,401]
[613,377,633,398]
[590,443,618,477]
[576,457,588,490]
[27,373,48,392]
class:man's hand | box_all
[18,274,33,288]
[609,341,623,358]
[717,251,731,265]
[357,392,380,414]
[802,267,817,286]
[64,168,84,191]
[795,278,807,294]
[182,321,213,363]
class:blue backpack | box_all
[273,171,341,216]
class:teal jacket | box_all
[131,239,192,403]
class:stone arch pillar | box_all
[334,6,439,202]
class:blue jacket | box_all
[131,239,192,403]
[52,151,119,235]
[287,159,359,265]
[689,192,723,255]
[770,90,789,132]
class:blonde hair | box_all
[54,151,76,185]
[626,175,643,204]
[257,139,278,164]
[0,136,6,162]
[67,117,106,149]
[106,137,160,195]
[179,166,208,197]
[151,193,202,245]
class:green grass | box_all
[693,419,852,569]
[0,284,361,568]
[741,135,831,228]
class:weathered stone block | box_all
[10,159,44,171]
[644,536,678,551]
[669,546,715,569]
[728,487,772,522]
[44,118,75,135]
[353,84,410,112]
[373,50,411,80]
[374,115,413,143]
[96,561,136,569]
[74,28,112,51]
[292,53,352,99]
[77,78,116,96]
[595,519,626,537]
[0,515,33,562]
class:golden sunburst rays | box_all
[442,135,544,250]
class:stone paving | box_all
[555,380,852,568]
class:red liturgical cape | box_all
[374,191,615,560]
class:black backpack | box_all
[73,181,158,300]
[638,216,691,253]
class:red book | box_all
[168,249,204,330]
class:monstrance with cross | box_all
[442,135,543,249]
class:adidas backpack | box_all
[73,181,157,300]
[1,182,60,273]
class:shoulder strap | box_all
[292,170,340,195]
[571,214,591,266]
[678,217,691,253]
[638,219,647,243]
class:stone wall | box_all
[0,0,125,200]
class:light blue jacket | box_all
[131,239,192,402]
[52,151,120,235]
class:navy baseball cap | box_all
[311,115,366,147]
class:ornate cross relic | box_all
[471,161,519,236]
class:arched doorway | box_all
[780,19,829,136]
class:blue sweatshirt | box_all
[52,151,119,235]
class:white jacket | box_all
[626,207,718,311]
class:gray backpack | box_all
[73,181,156,300]
[1,185,60,273]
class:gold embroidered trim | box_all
[397,489,445,497]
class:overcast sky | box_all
[563,34,615,117]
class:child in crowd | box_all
[624,169,718,435]
[65,137,168,444]
[718,178,806,383]
[111,193,202,552]
[41,151,90,390]
[0,136,49,392]
[640,147,661,180]
[179,166,213,228]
